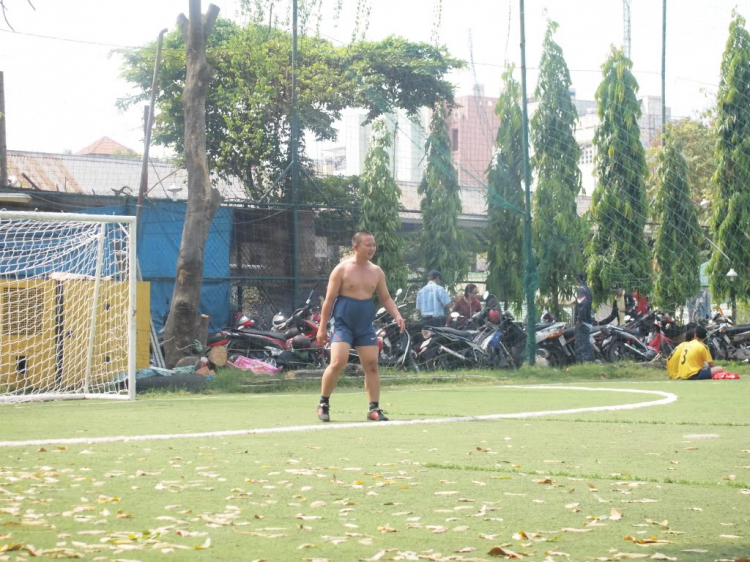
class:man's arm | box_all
[317,265,344,344]
[440,286,453,311]
[375,269,405,333]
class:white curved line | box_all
[0,385,677,448]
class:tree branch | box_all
[203,4,220,42]
[176,12,188,39]
[1,0,15,31]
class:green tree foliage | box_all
[586,47,651,302]
[530,21,585,317]
[359,118,408,290]
[486,64,525,312]
[118,20,462,200]
[652,130,702,314]
[647,114,716,225]
[708,10,750,305]
[419,104,469,288]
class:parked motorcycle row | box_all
[179,289,750,373]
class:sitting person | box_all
[666,327,694,379]
[451,283,482,324]
[667,326,734,380]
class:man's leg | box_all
[583,324,594,361]
[317,341,351,421]
[356,345,388,421]
[575,324,592,362]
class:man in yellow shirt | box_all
[666,329,694,379]
[668,326,727,380]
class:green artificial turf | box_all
[1,374,749,561]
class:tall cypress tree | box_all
[486,64,525,312]
[419,104,468,288]
[586,46,651,302]
[708,10,750,308]
[359,118,408,291]
[652,129,701,314]
[530,21,585,318]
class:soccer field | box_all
[1,380,749,561]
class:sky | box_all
[1,0,748,157]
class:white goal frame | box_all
[0,211,137,403]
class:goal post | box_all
[0,211,137,403]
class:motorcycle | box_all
[705,313,750,361]
[601,323,657,362]
[208,290,325,368]
[376,290,419,372]
[537,323,609,366]
[416,292,519,370]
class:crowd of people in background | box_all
[414,269,738,379]
[415,271,483,328]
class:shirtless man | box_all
[316,230,406,422]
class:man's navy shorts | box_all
[331,295,378,347]
[689,366,712,380]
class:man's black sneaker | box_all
[367,408,389,421]
[317,403,330,422]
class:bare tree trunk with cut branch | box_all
[164,0,223,368]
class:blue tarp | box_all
[76,202,232,333]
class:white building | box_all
[576,94,671,197]
[320,107,430,183]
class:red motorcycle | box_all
[207,291,325,368]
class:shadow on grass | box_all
[138,360,717,397]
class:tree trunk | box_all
[164,0,223,368]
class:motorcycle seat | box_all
[724,325,750,336]
[613,326,641,337]
[430,326,477,340]
[231,329,287,340]
[535,322,555,330]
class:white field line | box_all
[0,385,677,448]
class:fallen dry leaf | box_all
[488,545,526,558]
[610,508,623,521]
[455,546,476,553]
[649,554,677,561]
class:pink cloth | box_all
[228,356,282,375]
[712,372,740,380]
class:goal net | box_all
[0,211,137,403]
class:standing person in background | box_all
[416,270,452,328]
[632,289,649,316]
[574,271,594,362]
[452,283,481,324]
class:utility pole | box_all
[136,28,168,233]
[661,0,667,144]
[519,0,536,365]
[291,0,300,307]
[623,0,632,59]
[0,72,7,188]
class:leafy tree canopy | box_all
[530,19,585,317]
[586,46,651,302]
[707,10,750,304]
[419,105,469,289]
[647,112,716,226]
[117,20,462,201]
[486,63,525,313]
[359,118,408,291]
[652,129,702,314]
